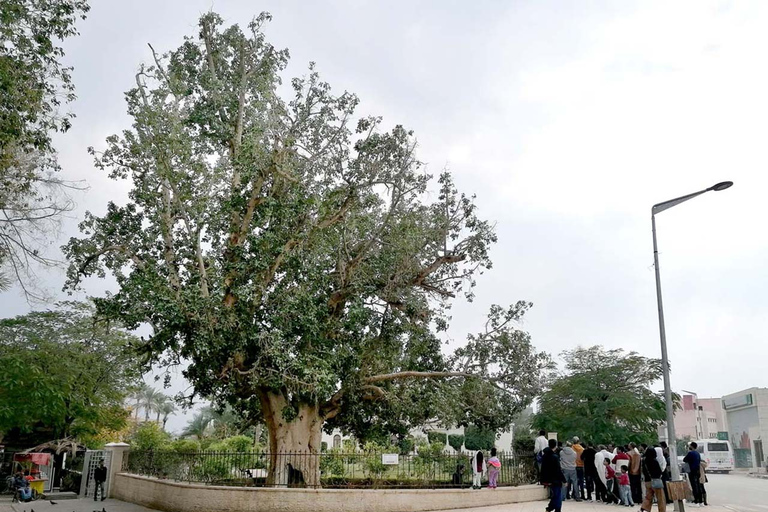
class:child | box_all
[603,458,618,504]
[472,450,485,490]
[487,448,501,489]
[618,465,633,506]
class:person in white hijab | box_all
[471,450,486,490]
[655,446,667,473]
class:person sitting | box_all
[13,472,32,502]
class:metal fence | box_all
[123,450,537,489]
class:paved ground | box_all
[0,473,764,512]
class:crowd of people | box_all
[535,430,709,512]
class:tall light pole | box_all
[652,181,733,490]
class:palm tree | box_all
[129,382,152,419]
[181,410,213,439]
[138,386,163,421]
[156,398,177,430]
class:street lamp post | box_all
[651,181,733,506]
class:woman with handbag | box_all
[640,447,666,512]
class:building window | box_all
[333,434,341,449]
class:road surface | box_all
[706,472,768,512]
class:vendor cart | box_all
[13,452,53,494]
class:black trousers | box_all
[629,473,642,503]
[690,470,703,503]
[576,467,585,498]
[584,471,596,499]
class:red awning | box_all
[13,453,51,465]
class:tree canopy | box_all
[0,0,89,297]
[532,345,671,446]
[64,12,552,485]
[0,301,142,443]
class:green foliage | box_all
[170,439,201,452]
[362,455,387,481]
[397,436,415,455]
[0,0,89,166]
[676,436,692,455]
[0,302,142,440]
[0,0,89,295]
[321,441,328,452]
[62,11,552,484]
[130,422,172,451]
[414,442,448,480]
[448,434,465,452]
[426,431,447,446]
[532,346,671,445]
[320,447,346,478]
[208,435,254,452]
[464,425,496,451]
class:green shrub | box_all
[363,455,387,481]
[464,425,495,451]
[130,422,172,450]
[426,432,447,446]
[320,448,346,478]
[397,436,415,455]
[171,439,201,452]
[208,435,253,452]
[321,441,328,452]
[448,434,465,452]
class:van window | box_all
[706,442,729,452]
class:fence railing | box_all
[123,450,537,489]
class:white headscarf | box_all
[655,446,667,472]
[595,451,607,486]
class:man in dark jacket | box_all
[581,442,598,501]
[94,461,108,501]
[541,439,566,512]
[684,443,703,505]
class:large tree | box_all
[532,346,672,445]
[0,301,142,443]
[0,0,89,297]
[64,13,552,485]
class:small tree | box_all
[448,434,465,452]
[533,346,675,445]
[0,302,141,443]
[130,422,172,451]
[426,431,447,446]
[464,425,495,451]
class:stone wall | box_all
[112,473,547,512]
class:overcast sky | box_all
[4,0,768,435]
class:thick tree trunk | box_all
[260,391,323,488]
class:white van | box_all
[695,439,734,473]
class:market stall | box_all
[13,452,53,494]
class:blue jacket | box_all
[683,450,701,473]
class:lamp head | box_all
[709,181,733,191]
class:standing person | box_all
[581,442,597,502]
[572,437,585,500]
[471,450,485,490]
[94,460,108,501]
[659,442,672,505]
[628,443,643,504]
[535,430,549,482]
[612,447,630,499]
[618,465,634,507]
[699,458,709,506]
[560,441,581,501]
[541,439,566,512]
[487,448,501,489]
[603,458,619,504]
[640,447,666,512]
[594,445,609,502]
[684,442,703,505]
